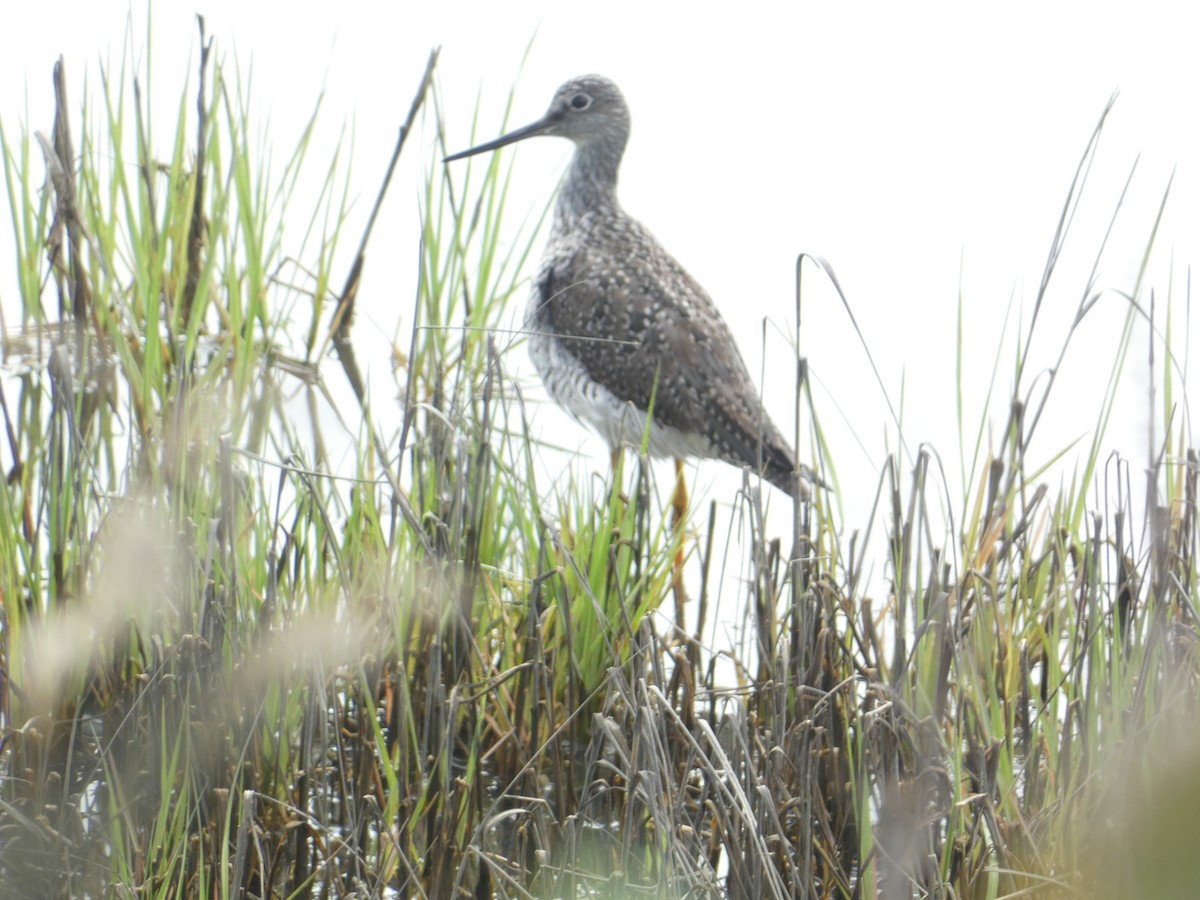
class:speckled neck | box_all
[555,133,627,229]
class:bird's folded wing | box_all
[539,222,797,486]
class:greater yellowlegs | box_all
[445,75,820,500]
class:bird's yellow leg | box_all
[671,458,690,613]
[671,458,689,526]
[609,446,630,505]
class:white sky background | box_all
[1,3,1197,619]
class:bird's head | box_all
[444,74,630,162]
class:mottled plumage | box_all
[446,75,817,497]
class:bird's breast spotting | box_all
[526,263,717,461]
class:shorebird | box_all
[445,75,820,504]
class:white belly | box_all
[525,290,716,460]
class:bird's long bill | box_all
[443,117,552,162]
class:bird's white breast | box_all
[525,280,717,461]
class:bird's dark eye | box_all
[570,93,592,110]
